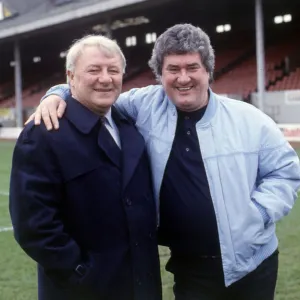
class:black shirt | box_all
[158,105,221,256]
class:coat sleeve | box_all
[9,124,82,272]
[251,121,300,225]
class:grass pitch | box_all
[0,141,299,300]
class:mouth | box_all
[94,88,113,92]
[175,86,193,92]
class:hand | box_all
[25,95,67,130]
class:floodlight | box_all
[224,24,231,32]
[216,25,224,33]
[274,16,283,24]
[283,14,292,23]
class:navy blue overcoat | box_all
[9,97,162,300]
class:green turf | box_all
[0,141,299,300]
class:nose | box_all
[98,70,112,84]
[177,70,191,85]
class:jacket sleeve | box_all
[9,124,82,272]
[251,121,300,225]
[115,85,162,122]
[42,83,71,102]
[42,84,162,123]
[42,84,140,121]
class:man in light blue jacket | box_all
[28,24,300,300]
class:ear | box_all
[67,70,75,87]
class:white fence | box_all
[278,124,300,142]
[1,125,300,142]
[0,127,23,139]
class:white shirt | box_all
[103,109,121,149]
[70,94,121,148]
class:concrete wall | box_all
[251,90,300,123]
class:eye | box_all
[88,69,98,73]
[109,69,120,74]
[168,68,179,74]
[188,66,199,71]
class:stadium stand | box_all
[212,39,300,98]
[269,67,300,91]
[0,0,300,118]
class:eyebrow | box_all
[87,64,100,68]
[166,63,201,68]
[166,64,180,68]
[87,64,120,69]
[187,63,201,67]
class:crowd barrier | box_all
[0,127,23,140]
[1,125,300,142]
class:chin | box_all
[95,98,114,105]
[176,99,193,106]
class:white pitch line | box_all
[0,192,13,232]
[0,226,13,232]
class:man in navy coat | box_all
[9,35,161,300]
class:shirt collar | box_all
[176,90,210,123]
[177,105,207,123]
[104,108,114,128]
[70,93,113,126]
[167,87,218,127]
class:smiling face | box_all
[161,52,210,111]
[68,45,123,115]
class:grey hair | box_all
[66,34,126,82]
[148,24,215,83]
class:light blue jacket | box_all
[46,84,300,286]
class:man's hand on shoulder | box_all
[25,95,67,130]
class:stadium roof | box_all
[0,0,150,40]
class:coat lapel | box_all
[112,107,145,190]
[64,96,121,168]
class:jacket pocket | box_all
[234,199,267,265]
[223,196,266,267]
[61,252,111,296]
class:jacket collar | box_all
[198,88,218,126]
[64,95,101,134]
[166,87,218,127]
[64,94,129,133]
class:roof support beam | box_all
[0,0,147,40]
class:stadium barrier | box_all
[278,124,300,142]
[1,125,300,142]
[0,127,23,140]
[0,124,300,142]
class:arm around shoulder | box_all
[42,83,71,102]
[115,85,163,121]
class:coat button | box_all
[75,264,87,277]
[124,197,132,206]
[149,232,154,239]
[135,241,139,246]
